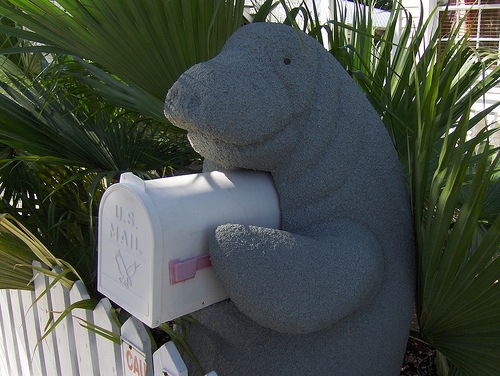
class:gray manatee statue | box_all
[164,22,415,376]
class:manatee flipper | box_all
[209,221,384,334]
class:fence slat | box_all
[32,261,61,376]
[69,280,100,376]
[0,291,11,375]
[2,268,165,376]
[153,341,188,376]
[49,267,79,375]
[94,298,122,376]
[20,288,46,376]
[121,316,153,376]
[8,290,32,375]
[0,289,20,375]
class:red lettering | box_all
[124,346,148,376]
[134,355,140,375]
[126,350,134,370]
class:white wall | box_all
[245,0,331,25]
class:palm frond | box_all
[0,0,244,107]
[0,216,34,290]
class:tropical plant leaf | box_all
[53,58,168,124]
[75,316,121,344]
[36,298,96,345]
[0,214,85,292]
[0,219,34,289]
[250,0,277,23]
[159,317,205,375]
[0,0,244,116]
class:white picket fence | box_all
[0,262,214,376]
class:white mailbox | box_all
[97,170,280,327]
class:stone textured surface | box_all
[165,22,415,376]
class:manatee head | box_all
[164,23,323,170]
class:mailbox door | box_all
[98,183,162,327]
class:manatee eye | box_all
[283,58,291,65]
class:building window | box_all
[439,0,500,55]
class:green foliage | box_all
[0,214,79,289]
[0,0,244,119]
[159,317,206,375]
[0,215,36,289]
[0,14,44,76]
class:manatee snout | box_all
[165,55,294,146]
[164,70,205,132]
